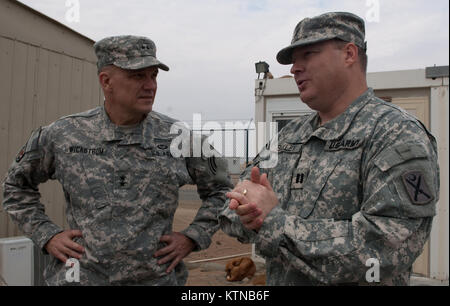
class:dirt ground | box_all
[174,183,266,286]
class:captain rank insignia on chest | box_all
[291,168,308,189]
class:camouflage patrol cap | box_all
[277,12,366,65]
[94,35,169,72]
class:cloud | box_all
[16,0,449,121]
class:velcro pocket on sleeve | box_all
[374,142,437,217]
[374,142,429,172]
[23,127,43,161]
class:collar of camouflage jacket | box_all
[99,105,154,147]
[293,88,375,144]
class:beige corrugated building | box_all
[0,0,103,238]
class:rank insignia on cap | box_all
[402,171,434,205]
[15,146,26,163]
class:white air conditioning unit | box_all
[0,236,34,286]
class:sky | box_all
[17,0,450,123]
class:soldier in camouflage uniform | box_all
[2,35,233,285]
[220,12,439,285]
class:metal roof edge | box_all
[11,0,95,44]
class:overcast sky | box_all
[17,0,449,122]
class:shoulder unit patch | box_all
[402,170,434,205]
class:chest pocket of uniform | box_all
[289,158,341,219]
[53,145,112,224]
[79,154,113,210]
[133,147,179,208]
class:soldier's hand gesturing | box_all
[227,167,279,231]
[44,230,85,263]
[154,232,195,274]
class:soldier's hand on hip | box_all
[44,230,85,263]
[153,232,195,274]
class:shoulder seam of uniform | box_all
[368,97,409,116]
[149,111,179,124]
[56,107,102,122]
[366,97,434,145]
[367,97,426,125]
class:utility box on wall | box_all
[0,236,33,286]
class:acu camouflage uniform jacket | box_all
[220,89,439,285]
[3,106,232,285]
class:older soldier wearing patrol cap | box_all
[220,12,439,285]
[2,35,233,285]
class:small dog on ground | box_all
[225,257,256,282]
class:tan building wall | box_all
[0,0,103,238]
